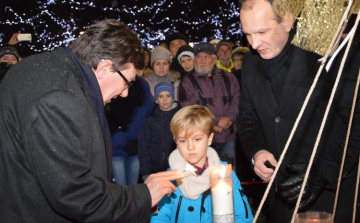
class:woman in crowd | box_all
[144,46,180,100]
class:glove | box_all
[278,163,329,210]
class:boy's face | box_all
[156,91,173,111]
[175,128,214,167]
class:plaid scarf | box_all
[189,157,209,176]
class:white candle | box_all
[211,180,234,215]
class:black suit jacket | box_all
[237,45,360,222]
[0,48,151,222]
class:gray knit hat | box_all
[150,46,173,66]
[0,45,19,61]
[216,40,232,53]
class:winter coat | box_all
[105,76,155,157]
[237,41,360,222]
[178,67,240,143]
[0,48,151,222]
[138,101,181,175]
[150,147,253,223]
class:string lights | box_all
[0,0,242,53]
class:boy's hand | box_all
[145,169,182,207]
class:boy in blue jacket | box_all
[150,105,253,223]
[138,82,181,181]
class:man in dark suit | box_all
[236,0,360,222]
[0,19,181,222]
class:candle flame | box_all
[212,165,227,178]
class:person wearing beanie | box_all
[144,46,181,100]
[178,42,240,170]
[138,81,181,181]
[166,33,189,57]
[166,32,189,76]
[231,46,250,88]
[0,45,19,65]
[175,45,194,78]
[216,40,235,73]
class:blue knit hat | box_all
[154,82,174,100]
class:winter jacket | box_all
[0,48,151,222]
[105,76,155,157]
[150,147,253,223]
[178,66,240,143]
[138,101,181,175]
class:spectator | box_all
[150,105,253,223]
[178,42,240,168]
[139,82,181,181]
[159,40,167,48]
[175,44,194,78]
[138,47,152,77]
[209,38,221,48]
[144,46,181,100]
[0,19,182,222]
[166,32,189,75]
[216,40,236,73]
[231,46,250,88]
[105,76,155,185]
[0,45,20,65]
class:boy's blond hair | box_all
[170,105,214,138]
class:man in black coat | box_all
[236,0,360,222]
[0,19,181,222]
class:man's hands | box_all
[253,150,278,182]
[278,163,329,210]
[144,169,183,207]
[214,117,232,133]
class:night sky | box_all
[1,0,244,56]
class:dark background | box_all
[0,0,247,57]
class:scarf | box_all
[65,47,106,144]
[261,28,296,103]
[169,147,220,200]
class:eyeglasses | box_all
[116,70,133,88]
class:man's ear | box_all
[283,12,294,32]
[207,133,214,146]
[93,59,113,79]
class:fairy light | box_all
[0,0,243,52]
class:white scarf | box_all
[168,147,220,200]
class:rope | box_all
[252,6,350,222]
[291,10,360,223]
[332,10,360,219]
[353,157,360,223]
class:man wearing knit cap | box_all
[166,32,189,57]
[0,45,20,65]
[216,40,235,73]
[178,42,240,168]
[166,32,189,76]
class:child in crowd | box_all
[138,82,181,181]
[150,105,253,223]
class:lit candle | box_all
[210,164,235,223]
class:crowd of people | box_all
[0,0,359,222]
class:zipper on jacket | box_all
[239,189,249,218]
[175,196,183,223]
